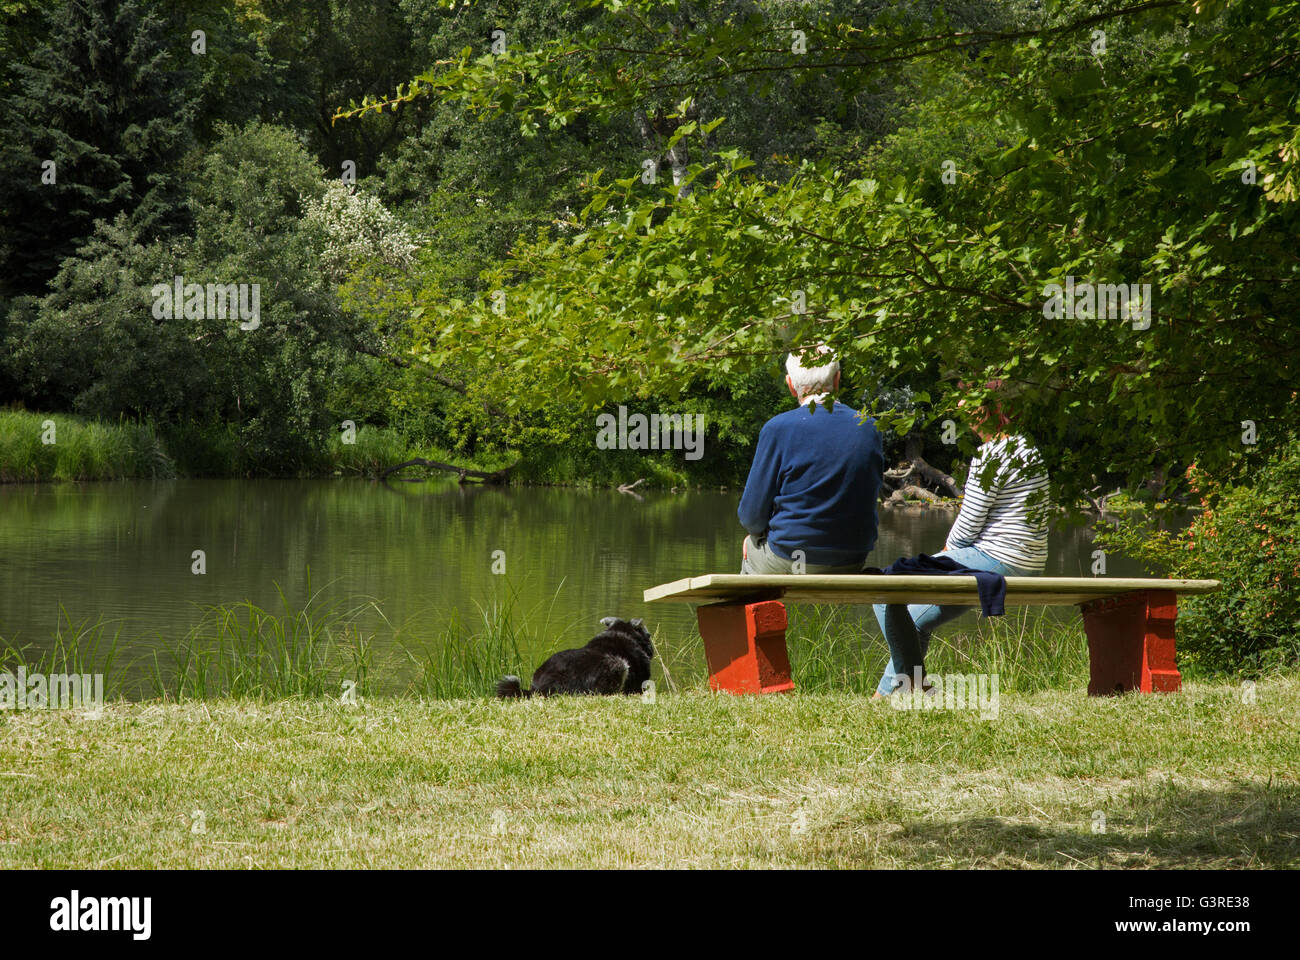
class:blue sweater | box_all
[737,401,885,566]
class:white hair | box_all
[785,347,840,398]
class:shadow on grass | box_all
[832,781,1300,868]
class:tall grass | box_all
[1,410,509,482]
[326,425,410,476]
[0,410,175,482]
[147,578,576,701]
[395,600,531,699]
[2,588,1091,703]
[3,583,557,702]
[394,579,600,698]
[785,603,1090,695]
[958,607,1091,692]
[785,605,885,694]
[0,607,125,699]
[148,580,379,700]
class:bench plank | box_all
[644,574,1221,606]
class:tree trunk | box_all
[884,484,943,506]
[903,435,963,497]
[898,484,942,503]
[635,105,694,199]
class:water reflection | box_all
[0,479,1154,678]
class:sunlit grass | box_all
[4,585,1295,869]
[1,677,1296,868]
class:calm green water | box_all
[0,479,1146,685]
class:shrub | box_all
[301,180,419,282]
[1097,438,1300,676]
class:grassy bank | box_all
[0,409,694,487]
[0,409,967,493]
[3,589,1294,868]
[0,410,174,481]
[0,409,512,482]
[1,676,1297,868]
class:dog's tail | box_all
[496,675,532,699]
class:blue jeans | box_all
[874,546,1037,696]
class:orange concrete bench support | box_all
[696,599,794,695]
[645,575,1220,698]
[1080,589,1181,695]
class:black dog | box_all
[496,617,654,698]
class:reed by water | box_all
[2,583,1093,702]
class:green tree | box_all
[5,123,391,471]
[3,215,199,419]
[334,1,1012,474]
[357,0,1299,505]
[0,0,194,299]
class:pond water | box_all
[0,479,1151,690]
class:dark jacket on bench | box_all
[882,553,1007,616]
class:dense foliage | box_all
[0,0,193,296]
[2,0,1296,499]
[347,0,1299,505]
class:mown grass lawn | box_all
[2,675,1297,869]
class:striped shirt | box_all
[947,435,1050,572]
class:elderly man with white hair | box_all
[737,348,885,574]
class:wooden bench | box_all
[643,575,1221,696]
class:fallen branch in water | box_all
[618,478,646,500]
[884,483,944,505]
[380,458,514,485]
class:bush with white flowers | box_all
[302,181,419,280]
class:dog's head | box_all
[600,616,654,658]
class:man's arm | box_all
[737,422,781,537]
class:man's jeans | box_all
[740,535,868,575]
[874,545,1038,696]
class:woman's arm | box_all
[945,451,996,548]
